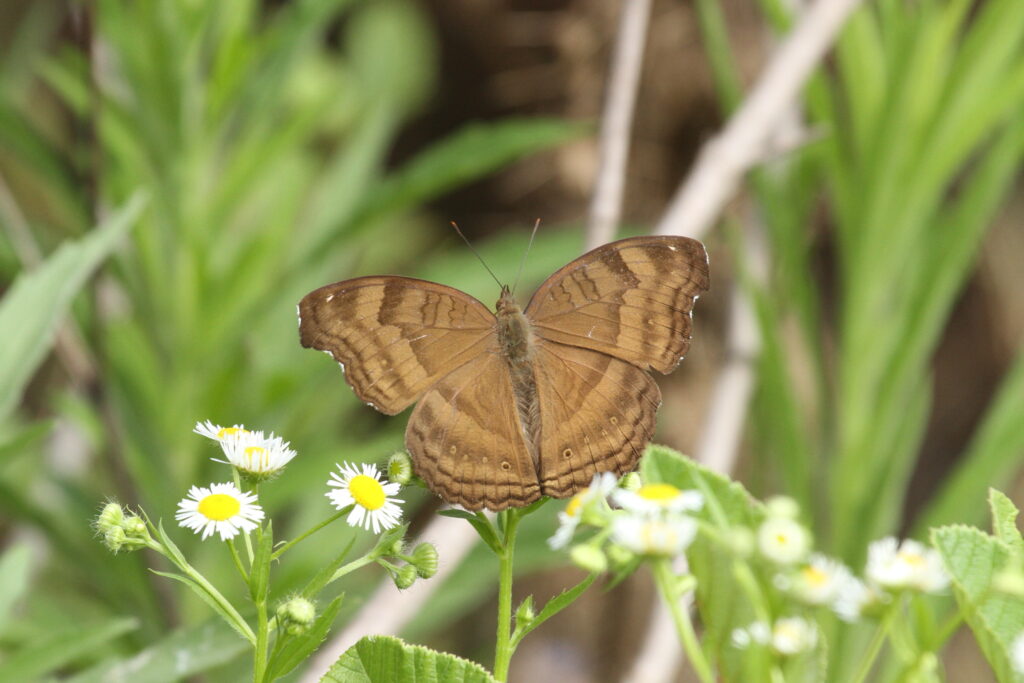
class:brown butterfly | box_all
[298,235,709,511]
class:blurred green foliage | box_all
[0,0,1022,679]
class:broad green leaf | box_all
[0,194,146,421]
[932,524,1024,682]
[323,635,497,683]
[0,617,137,681]
[0,544,31,631]
[989,489,1023,554]
[266,594,344,680]
[66,618,248,683]
[0,419,52,464]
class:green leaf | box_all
[322,635,498,683]
[0,544,32,631]
[149,570,254,645]
[439,510,501,555]
[348,118,586,230]
[266,594,344,680]
[0,617,137,681]
[65,618,248,683]
[0,420,53,464]
[931,524,1024,682]
[989,489,1023,554]
[0,193,146,421]
[511,573,596,647]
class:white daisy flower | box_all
[833,575,885,622]
[612,482,704,516]
[866,537,949,593]
[176,482,264,540]
[1011,630,1024,675]
[771,617,818,655]
[548,472,618,550]
[220,434,297,477]
[757,517,811,565]
[326,462,403,534]
[610,514,698,557]
[193,420,253,445]
[777,554,855,606]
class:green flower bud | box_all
[277,597,317,634]
[394,564,418,590]
[993,562,1024,597]
[123,515,148,537]
[765,496,800,520]
[411,543,439,579]
[387,451,414,485]
[104,526,127,552]
[96,502,124,533]
[725,527,755,558]
[514,596,535,629]
[619,472,642,492]
[570,544,608,574]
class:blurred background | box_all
[0,0,1021,681]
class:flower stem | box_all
[850,606,895,683]
[651,559,714,683]
[272,507,349,560]
[228,538,249,582]
[253,598,269,683]
[493,509,522,682]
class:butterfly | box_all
[298,235,709,511]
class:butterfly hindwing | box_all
[298,276,497,415]
[524,236,709,374]
[405,352,541,511]
[533,339,661,498]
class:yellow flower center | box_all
[899,551,925,566]
[198,493,241,521]
[244,446,267,467]
[801,565,828,586]
[217,427,250,439]
[637,483,680,503]
[776,533,789,545]
[566,488,589,518]
[349,474,385,510]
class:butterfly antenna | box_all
[512,218,541,294]
[450,221,503,289]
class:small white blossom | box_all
[610,514,698,557]
[612,483,703,516]
[193,420,253,445]
[866,537,949,593]
[220,434,297,477]
[732,621,770,648]
[833,576,879,622]
[326,462,403,533]
[777,554,854,607]
[549,472,618,550]
[771,617,818,655]
[176,482,264,540]
[757,517,811,565]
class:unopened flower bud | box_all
[515,596,535,628]
[96,502,124,532]
[619,472,642,492]
[411,543,439,579]
[570,544,608,574]
[104,526,127,552]
[123,515,148,537]
[387,452,414,485]
[277,597,316,635]
[765,496,800,520]
[394,564,418,590]
[606,543,635,568]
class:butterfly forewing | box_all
[298,276,497,415]
[533,340,660,498]
[525,236,709,373]
[406,352,541,511]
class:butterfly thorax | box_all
[495,287,541,463]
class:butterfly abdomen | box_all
[496,291,543,466]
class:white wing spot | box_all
[325,293,334,302]
[668,245,678,251]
